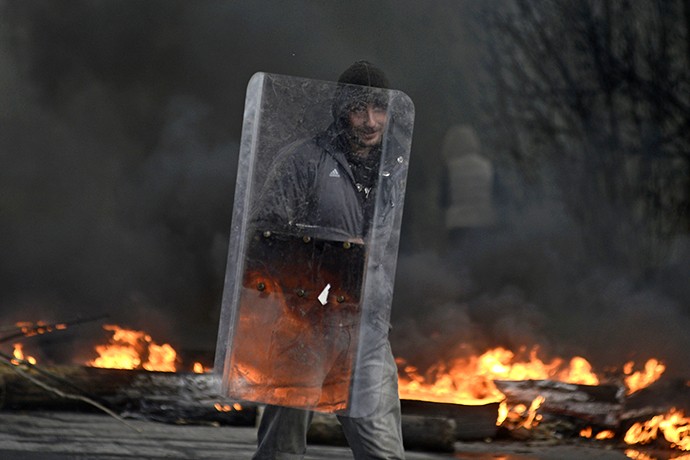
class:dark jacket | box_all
[252,124,406,244]
[248,122,409,416]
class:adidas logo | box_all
[329,168,340,178]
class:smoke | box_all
[1,1,688,379]
[0,0,474,353]
[0,80,238,356]
[391,200,690,378]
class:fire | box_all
[15,320,67,337]
[87,325,178,372]
[624,408,690,451]
[521,395,544,429]
[624,359,666,395]
[397,346,599,406]
[497,400,509,426]
[193,362,205,373]
[625,450,657,460]
[142,343,176,372]
[496,396,545,430]
[397,347,664,412]
[558,356,598,386]
[396,346,668,433]
[580,427,615,440]
[11,343,37,365]
[214,402,243,412]
[596,430,615,440]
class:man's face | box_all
[346,102,388,151]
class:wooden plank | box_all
[307,412,457,453]
[0,365,256,426]
[494,379,625,428]
[401,399,499,440]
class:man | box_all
[249,61,409,460]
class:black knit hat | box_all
[337,61,390,88]
[332,61,390,124]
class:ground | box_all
[0,410,640,459]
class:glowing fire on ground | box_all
[11,343,37,365]
[214,402,243,412]
[397,346,664,404]
[496,394,545,429]
[580,426,615,440]
[624,359,666,395]
[87,325,178,372]
[396,346,601,406]
[397,346,668,435]
[624,408,690,451]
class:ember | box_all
[215,402,243,412]
[580,427,615,440]
[15,320,67,337]
[87,325,178,372]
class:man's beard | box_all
[349,127,382,149]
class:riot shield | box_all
[215,72,414,417]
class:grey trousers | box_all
[251,343,405,460]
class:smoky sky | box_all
[2,0,689,377]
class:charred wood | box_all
[401,399,499,440]
[307,412,456,453]
[621,378,690,429]
[0,365,256,426]
[494,379,625,429]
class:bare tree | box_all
[478,0,690,274]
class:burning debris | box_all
[87,324,179,372]
[11,343,36,365]
[625,408,690,451]
[0,321,251,428]
[396,346,664,407]
[626,360,668,395]
[2,318,689,457]
[395,344,690,457]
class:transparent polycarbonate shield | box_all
[215,72,414,417]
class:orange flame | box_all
[558,356,599,386]
[625,450,657,460]
[193,362,205,374]
[496,400,509,426]
[624,408,690,451]
[214,402,243,412]
[521,395,545,429]
[87,325,177,372]
[581,427,615,440]
[596,430,615,440]
[397,346,664,418]
[11,343,37,365]
[14,320,67,337]
[624,359,666,395]
[397,347,599,406]
[142,343,176,372]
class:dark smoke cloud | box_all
[1,0,478,355]
[1,1,688,379]
[391,203,690,378]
